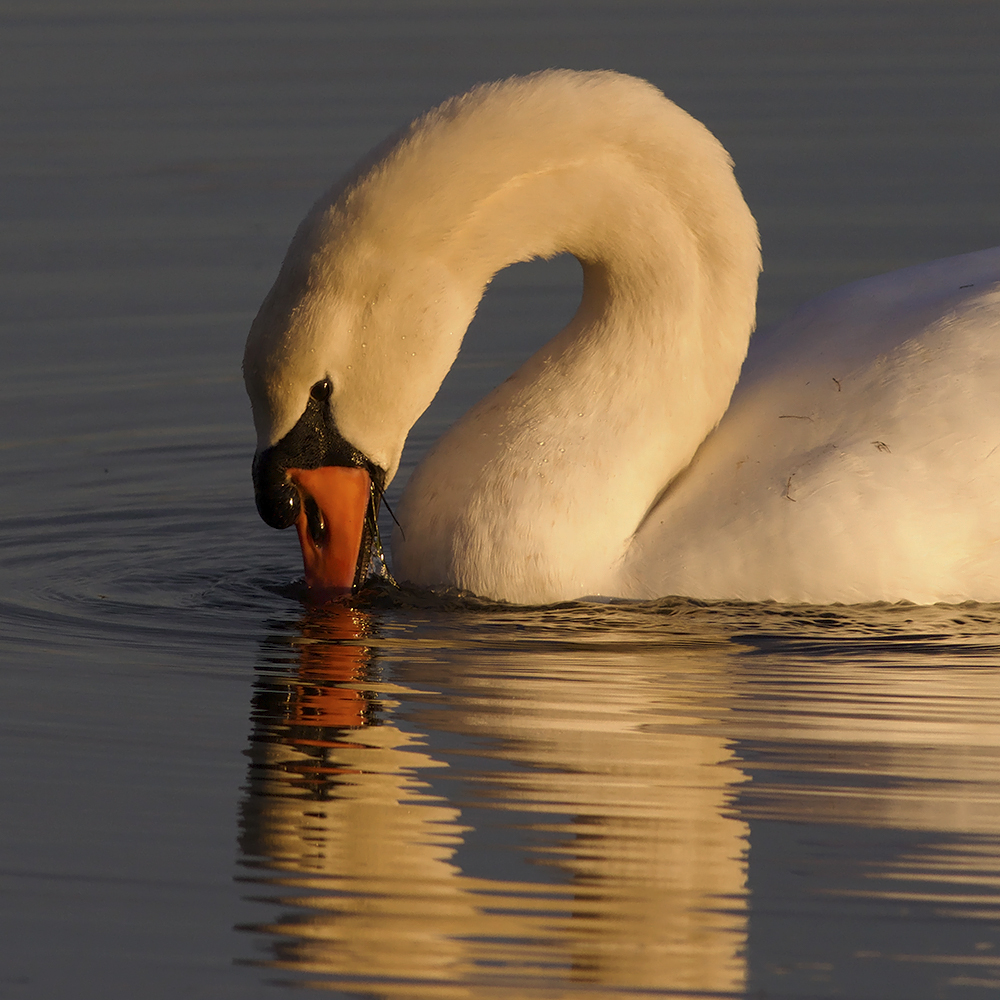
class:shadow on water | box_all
[235,595,1000,998]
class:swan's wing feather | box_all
[626,247,1000,603]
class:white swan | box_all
[243,69,1000,605]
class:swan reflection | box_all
[238,603,1000,997]
[238,604,749,997]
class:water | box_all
[2,2,1000,997]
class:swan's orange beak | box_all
[287,466,372,600]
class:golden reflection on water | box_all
[238,605,750,998]
[237,603,1000,998]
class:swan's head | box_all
[243,180,481,597]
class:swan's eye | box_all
[310,378,332,403]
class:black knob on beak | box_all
[253,449,301,529]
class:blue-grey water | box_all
[2,2,1000,998]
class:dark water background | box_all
[2,2,1000,997]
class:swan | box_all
[243,69,1000,605]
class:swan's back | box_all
[627,246,1000,604]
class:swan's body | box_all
[244,70,1000,605]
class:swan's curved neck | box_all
[384,83,759,602]
[245,72,760,603]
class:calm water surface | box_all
[2,2,1000,998]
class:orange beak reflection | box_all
[289,604,373,740]
[287,466,372,600]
